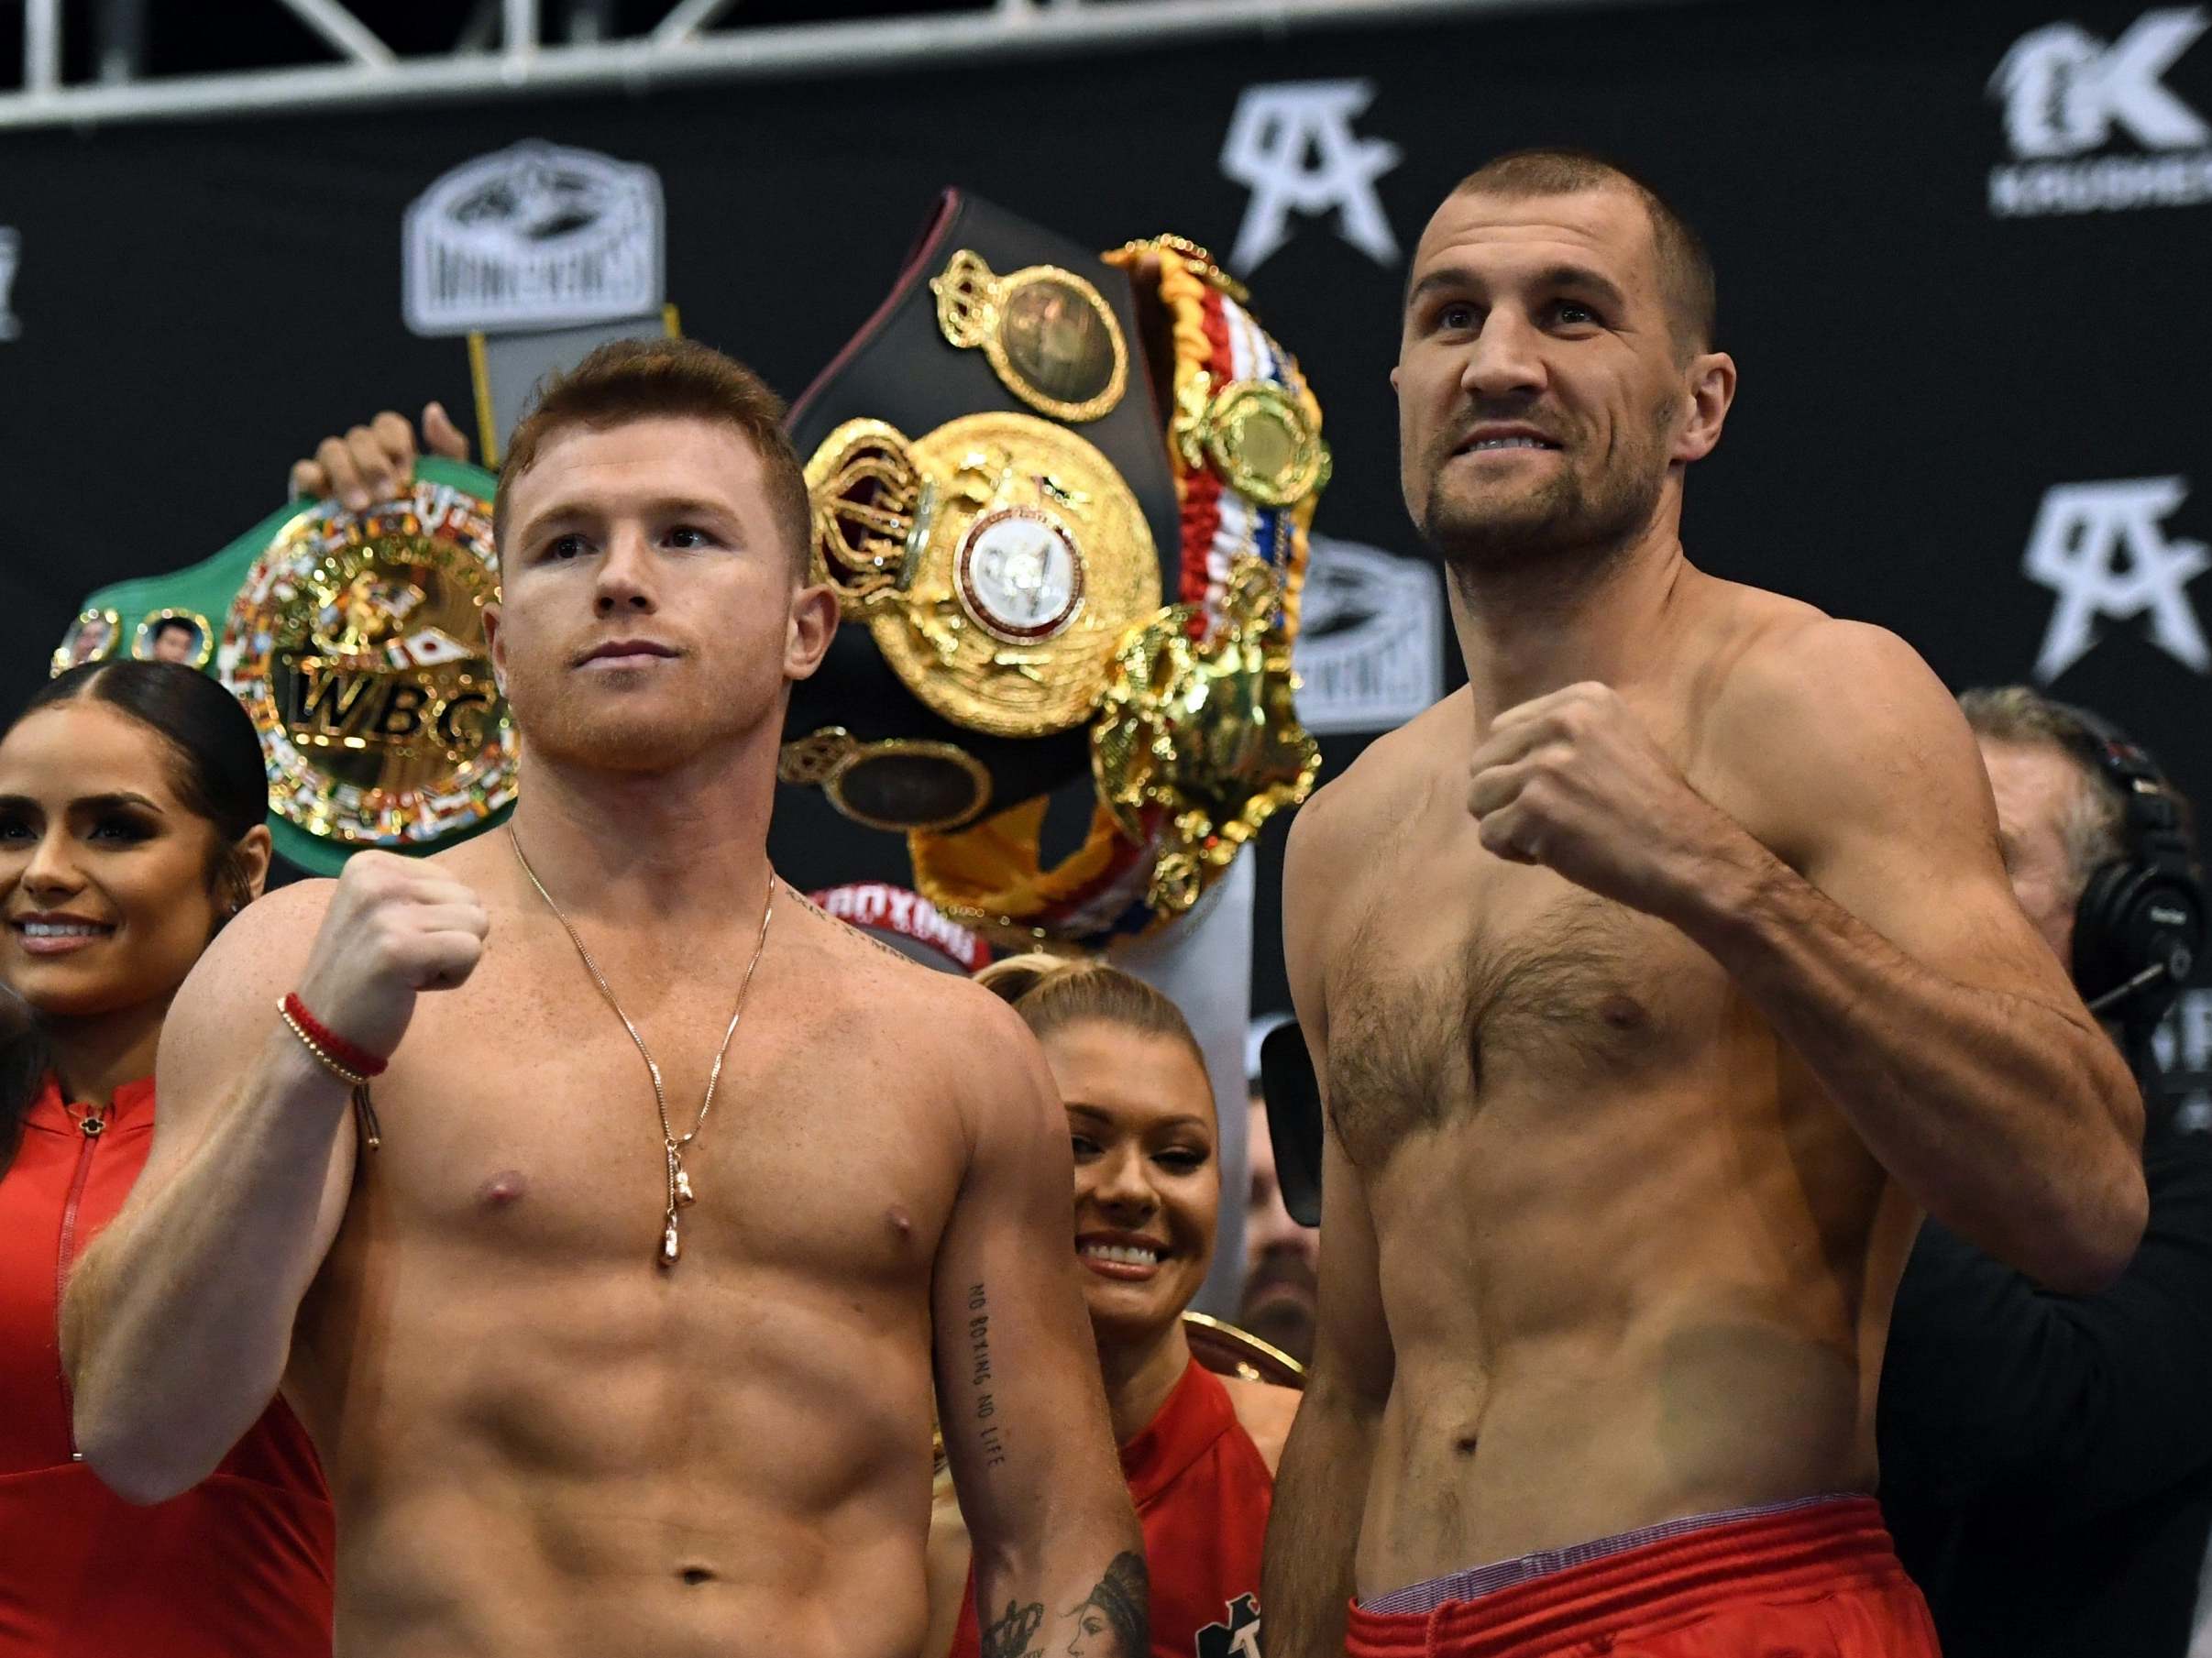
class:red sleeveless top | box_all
[0,1075,335,1657]
[952,1357,1271,1658]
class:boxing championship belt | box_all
[784,192,1326,947]
[55,457,514,875]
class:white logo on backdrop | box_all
[1220,81,1401,275]
[1292,536,1445,735]
[0,228,19,342]
[1988,8,2212,214]
[2152,987,2212,1132]
[2023,478,2211,681]
[402,140,665,337]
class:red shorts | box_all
[1345,1495,1938,1657]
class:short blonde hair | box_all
[974,954,1206,1076]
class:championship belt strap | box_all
[55,458,512,875]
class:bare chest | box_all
[1323,829,1738,1172]
[347,950,959,1284]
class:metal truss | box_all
[3,0,1673,129]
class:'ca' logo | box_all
[1992,7,2210,158]
[1219,81,1401,276]
[2023,478,2211,681]
[0,228,19,343]
[1194,1593,1262,1658]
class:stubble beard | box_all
[508,663,765,777]
[1417,413,1670,587]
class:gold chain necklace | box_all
[507,826,776,1269]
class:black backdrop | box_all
[6,0,2212,1066]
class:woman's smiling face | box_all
[1041,1017,1220,1347]
[0,702,233,1020]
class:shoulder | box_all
[1217,1373,1302,1477]
[185,876,338,996]
[1698,603,1982,849]
[1300,692,1463,833]
[787,889,1030,1049]
[1286,691,1463,891]
[783,891,1052,1127]
[1681,573,1953,756]
[1714,606,1949,728]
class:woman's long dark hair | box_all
[0,662,269,1175]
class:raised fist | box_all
[290,402,471,511]
[290,851,489,1064]
[1466,681,1737,921]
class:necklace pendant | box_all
[659,1215,682,1268]
[674,1166,696,1208]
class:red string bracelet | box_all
[280,992,390,1080]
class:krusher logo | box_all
[2023,478,2210,681]
[402,140,665,336]
[1220,80,1401,275]
[0,228,19,342]
[1988,7,2212,215]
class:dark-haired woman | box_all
[931,957,1298,1658]
[0,662,334,1657]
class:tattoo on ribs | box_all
[966,1279,1007,1468]
[980,1598,1044,1658]
[1066,1552,1149,1657]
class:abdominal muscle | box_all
[1351,1064,1910,1597]
[291,1228,939,1658]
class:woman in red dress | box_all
[0,661,334,1657]
[930,957,1300,1658]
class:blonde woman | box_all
[929,957,1298,1658]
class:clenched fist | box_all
[290,852,490,1063]
[1467,682,1746,920]
[290,402,470,511]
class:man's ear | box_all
[784,581,839,684]
[483,603,506,697]
[1673,350,1737,465]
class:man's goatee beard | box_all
[1420,466,1664,577]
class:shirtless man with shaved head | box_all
[1261,150,2146,1658]
[61,340,1143,1658]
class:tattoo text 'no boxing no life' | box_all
[968,1281,1007,1468]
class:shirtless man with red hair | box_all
[64,341,1143,1658]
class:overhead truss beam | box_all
[2,0,1678,130]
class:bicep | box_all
[132,886,355,1241]
[1746,627,2082,1010]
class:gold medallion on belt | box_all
[932,251,1129,424]
[220,478,514,848]
[804,412,1161,739]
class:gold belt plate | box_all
[220,478,514,848]
[805,412,1161,741]
[932,249,1129,424]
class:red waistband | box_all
[1345,1496,1907,1657]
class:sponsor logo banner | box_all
[403,140,665,336]
[1221,81,1401,275]
[2153,986,2212,1130]
[1989,7,2212,216]
[1292,535,1445,735]
[2022,477,2210,681]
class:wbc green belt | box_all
[54,456,511,875]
